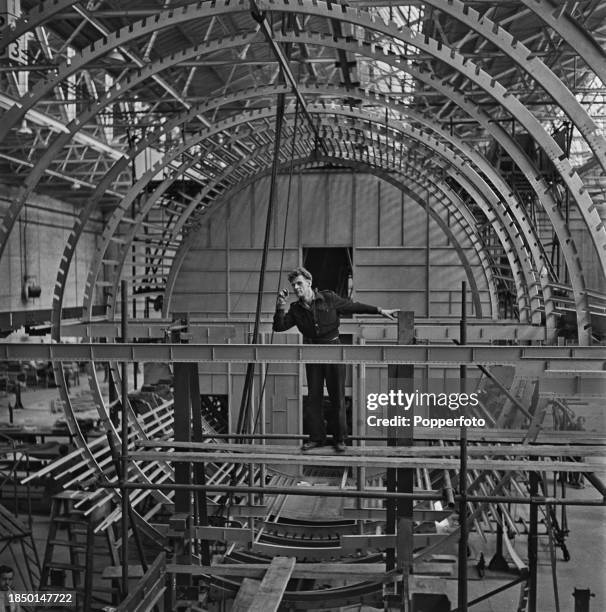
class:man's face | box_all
[0,571,13,591]
[290,275,311,299]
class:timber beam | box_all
[128,449,602,472]
[135,441,606,458]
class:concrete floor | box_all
[1,383,604,612]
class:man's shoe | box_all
[301,440,324,451]
[333,441,347,453]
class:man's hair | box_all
[287,267,312,284]
[0,566,13,575]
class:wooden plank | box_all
[129,561,455,581]
[114,553,166,612]
[229,505,269,518]
[341,534,445,551]
[129,450,604,472]
[343,508,452,521]
[136,440,606,456]
[247,556,296,612]
[102,565,146,579]
[232,578,261,612]
[194,526,252,543]
[167,562,389,579]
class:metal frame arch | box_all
[162,152,492,322]
[3,0,602,175]
[1,0,603,280]
[0,0,85,54]
[9,34,588,340]
[257,1,606,275]
[268,31,592,338]
[155,134,499,319]
[520,0,606,87]
[79,108,278,320]
[0,31,266,264]
[0,0,255,141]
[167,138,504,316]
[419,0,606,174]
[102,147,267,317]
[310,105,541,321]
[77,103,531,325]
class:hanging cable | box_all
[251,98,301,435]
[235,92,287,436]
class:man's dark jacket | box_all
[273,290,379,342]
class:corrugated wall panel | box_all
[354,175,379,246]
[328,173,353,245]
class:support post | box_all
[529,472,539,612]
[120,280,129,599]
[458,281,468,612]
[132,297,138,390]
[386,311,414,610]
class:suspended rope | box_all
[235,92,287,436]
[251,97,301,435]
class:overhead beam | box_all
[249,0,329,155]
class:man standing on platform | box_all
[273,266,397,452]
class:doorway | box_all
[302,247,353,298]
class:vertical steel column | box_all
[529,472,539,612]
[120,280,129,598]
[356,337,366,532]
[458,281,468,612]
[386,311,414,610]
[132,297,138,390]
[173,358,193,603]
[188,362,210,565]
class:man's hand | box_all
[378,308,399,321]
[276,288,289,308]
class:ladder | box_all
[39,492,95,611]
[517,578,530,612]
[0,503,40,590]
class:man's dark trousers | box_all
[305,358,347,444]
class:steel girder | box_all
[45,80,528,326]
[0,0,84,55]
[256,0,606,273]
[122,121,501,320]
[277,32,591,336]
[419,0,606,174]
[0,3,600,344]
[102,139,492,320]
[520,0,606,88]
[1,29,589,334]
[0,31,264,263]
[74,103,532,331]
[0,27,590,333]
[163,150,494,320]
[304,104,543,319]
[2,341,603,366]
[0,0,603,264]
[162,151,505,324]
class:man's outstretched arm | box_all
[332,292,399,320]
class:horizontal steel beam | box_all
[62,319,548,341]
[1,342,604,367]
